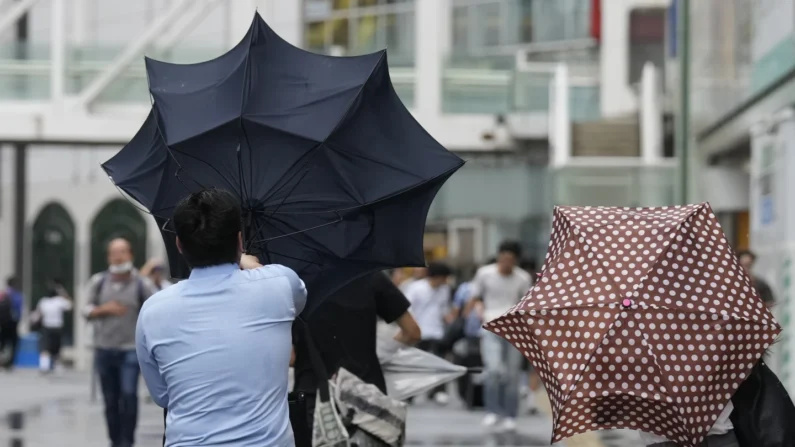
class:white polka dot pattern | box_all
[483,203,781,446]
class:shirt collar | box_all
[189,263,239,280]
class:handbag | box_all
[312,384,349,447]
[730,360,795,447]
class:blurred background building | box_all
[2,0,789,379]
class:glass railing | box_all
[0,43,417,107]
[551,164,677,207]
[441,64,600,118]
[441,68,513,114]
[569,84,600,123]
[0,43,601,119]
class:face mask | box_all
[108,261,133,274]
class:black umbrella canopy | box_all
[102,13,464,314]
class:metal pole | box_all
[676,0,690,204]
[50,0,66,105]
[13,143,27,292]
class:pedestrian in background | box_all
[405,262,453,405]
[0,276,24,371]
[84,237,156,447]
[33,279,72,373]
[465,241,532,432]
[738,250,775,307]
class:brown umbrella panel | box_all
[484,203,781,446]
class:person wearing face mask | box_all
[83,237,157,447]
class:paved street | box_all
[0,369,637,447]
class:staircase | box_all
[571,116,640,157]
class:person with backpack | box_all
[83,237,156,447]
[0,276,24,370]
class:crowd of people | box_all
[0,188,783,447]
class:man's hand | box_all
[89,301,128,318]
[240,254,263,270]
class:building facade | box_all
[690,0,795,392]
[0,0,673,366]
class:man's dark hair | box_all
[498,240,522,258]
[6,276,18,289]
[738,250,757,262]
[427,262,452,278]
[173,188,242,268]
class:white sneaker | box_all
[482,413,499,428]
[499,417,517,432]
[433,392,450,406]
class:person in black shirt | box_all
[291,271,421,439]
[738,250,775,307]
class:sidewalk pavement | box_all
[0,368,638,447]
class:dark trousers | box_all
[417,339,446,398]
[96,349,140,447]
[0,320,19,369]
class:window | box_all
[303,0,415,64]
[450,0,591,56]
[628,8,666,85]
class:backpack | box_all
[0,292,13,326]
[93,273,147,308]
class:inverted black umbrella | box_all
[101,13,463,315]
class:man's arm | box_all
[393,312,421,345]
[279,266,307,316]
[373,272,421,345]
[83,274,126,320]
[136,314,169,408]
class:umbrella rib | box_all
[320,51,387,145]
[236,28,256,208]
[323,140,427,182]
[253,211,343,244]
[629,205,704,298]
[638,332,689,437]
[262,249,323,267]
[169,147,240,194]
[250,55,388,210]
[256,163,463,216]
[245,168,312,252]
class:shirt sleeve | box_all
[136,313,169,408]
[270,265,307,316]
[469,269,485,300]
[59,296,73,311]
[373,273,411,324]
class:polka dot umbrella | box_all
[484,203,781,446]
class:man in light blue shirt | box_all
[136,189,306,447]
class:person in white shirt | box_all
[34,280,73,373]
[405,262,452,404]
[465,241,532,432]
[399,266,427,295]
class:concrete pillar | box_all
[550,63,571,167]
[640,62,662,165]
[414,0,451,122]
[50,0,66,106]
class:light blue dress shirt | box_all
[136,263,307,447]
